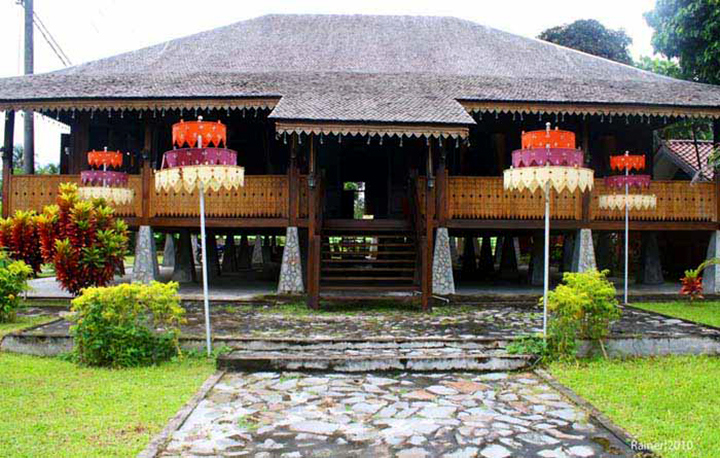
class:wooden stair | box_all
[319,228,419,298]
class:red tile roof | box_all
[664,139,715,180]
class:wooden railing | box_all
[591,180,716,221]
[7,174,288,219]
[446,177,582,220]
[150,175,288,218]
[7,175,142,217]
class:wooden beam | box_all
[714,119,720,224]
[436,139,448,226]
[446,219,717,231]
[423,142,435,312]
[140,122,155,225]
[69,112,90,174]
[2,111,15,217]
[306,134,320,309]
[288,135,298,226]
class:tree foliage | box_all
[538,19,633,65]
[645,0,720,85]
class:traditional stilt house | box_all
[2,15,720,307]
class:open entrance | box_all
[342,182,368,220]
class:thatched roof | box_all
[2,14,720,126]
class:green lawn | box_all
[551,356,720,458]
[632,301,720,328]
[0,315,56,338]
[0,354,214,457]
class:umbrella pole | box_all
[199,183,212,356]
[543,180,550,337]
[624,164,629,305]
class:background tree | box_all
[538,19,633,65]
[645,0,720,85]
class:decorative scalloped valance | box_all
[0,97,279,113]
[462,101,720,120]
[599,194,657,211]
[274,121,469,140]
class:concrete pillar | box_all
[221,234,239,273]
[637,232,664,285]
[238,235,251,269]
[206,231,221,280]
[499,236,519,280]
[172,229,196,283]
[478,237,495,278]
[449,236,460,268]
[561,233,575,272]
[595,232,613,273]
[251,235,264,268]
[432,227,456,295]
[161,234,175,268]
[262,235,272,264]
[461,236,477,280]
[132,226,159,284]
[495,237,503,266]
[703,230,720,294]
[278,227,304,293]
[571,228,597,273]
[529,231,544,286]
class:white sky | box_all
[0,0,659,166]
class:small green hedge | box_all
[70,282,185,367]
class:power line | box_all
[32,11,72,66]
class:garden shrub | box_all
[36,183,129,295]
[0,251,33,322]
[544,269,620,359]
[70,281,185,367]
[0,210,43,274]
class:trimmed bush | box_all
[0,251,33,322]
[70,282,185,367]
[544,269,621,359]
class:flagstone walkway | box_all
[25,303,720,341]
[158,371,633,458]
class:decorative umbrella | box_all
[78,147,134,204]
[599,151,656,304]
[155,117,244,356]
[504,123,595,336]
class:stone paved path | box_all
[27,304,720,341]
[159,371,632,458]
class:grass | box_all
[632,301,720,328]
[247,300,488,317]
[0,354,214,458]
[551,356,720,458]
[0,315,57,338]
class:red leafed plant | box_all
[36,183,129,295]
[679,258,720,301]
[0,210,44,275]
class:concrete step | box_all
[215,337,534,373]
[217,348,535,373]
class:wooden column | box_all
[69,112,90,174]
[436,138,447,226]
[306,134,320,309]
[140,122,155,224]
[2,111,15,218]
[714,119,720,225]
[288,136,299,225]
[422,140,435,312]
[581,118,591,224]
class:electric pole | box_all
[22,0,34,174]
